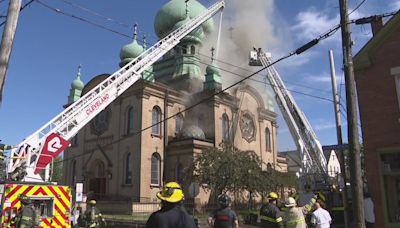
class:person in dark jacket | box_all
[146,182,197,228]
[208,194,239,228]
[83,200,105,228]
[259,192,282,228]
[15,195,38,228]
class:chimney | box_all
[371,16,384,36]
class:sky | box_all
[0,0,399,152]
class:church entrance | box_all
[89,160,106,199]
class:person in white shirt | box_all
[311,201,332,228]
[363,192,375,228]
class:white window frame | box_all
[390,66,400,113]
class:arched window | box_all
[151,153,161,185]
[71,160,76,186]
[222,114,230,142]
[152,106,162,135]
[175,114,183,135]
[191,46,195,54]
[125,153,132,184]
[182,45,187,54]
[266,127,271,151]
[127,107,134,134]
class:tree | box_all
[192,145,276,203]
[39,155,63,183]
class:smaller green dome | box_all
[206,62,219,75]
[206,47,219,74]
[119,25,144,67]
[71,65,84,90]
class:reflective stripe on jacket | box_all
[283,207,307,228]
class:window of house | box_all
[182,45,187,54]
[125,153,132,184]
[266,127,271,151]
[191,46,196,55]
[152,106,162,135]
[381,152,400,223]
[176,114,183,135]
[127,107,134,135]
[391,67,400,112]
[151,153,161,185]
[222,114,230,142]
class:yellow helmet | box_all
[268,192,279,199]
[89,200,96,205]
[156,182,184,203]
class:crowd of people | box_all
[11,182,374,228]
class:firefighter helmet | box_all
[268,192,279,199]
[89,200,97,205]
[218,194,231,207]
[19,195,31,205]
[156,182,184,203]
[285,197,297,207]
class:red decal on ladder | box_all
[34,133,70,174]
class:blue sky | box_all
[0,0,399,152]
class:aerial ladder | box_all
[249,48,328,188]
[7,0,225,182]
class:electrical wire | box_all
[34,0,131,38]
[53,0,333,95]
[349,0,367,15]
[33,0,337,100]
[0,0,34,27]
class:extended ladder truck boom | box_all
[249,48,328,188]
[8,1,225,182]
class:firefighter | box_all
[282,197,315,228]
[259,192,282,228]
[15,195,38,228]
[208,194,239,228]
[83,200,105,228]
[145,182,197,228]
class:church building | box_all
[62,0,284,205]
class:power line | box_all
[34,0,131,38]
[52,0,333,95]
[32,0,332,101]
[349,0,367,15]
[0,0,34,27]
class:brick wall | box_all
[355,19,400,227]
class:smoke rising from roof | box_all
[201,0,286,110]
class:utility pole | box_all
[0,0,22,103]
[338,0,365,227]
[329,49,350,228]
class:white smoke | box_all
[201,0,290,109]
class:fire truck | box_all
[0,182,71,227]
[0,1,225,227]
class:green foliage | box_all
[192,144,296,201]
[39,156,63,182]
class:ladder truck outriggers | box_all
[1,1,225,227]
[249,48,329,190]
